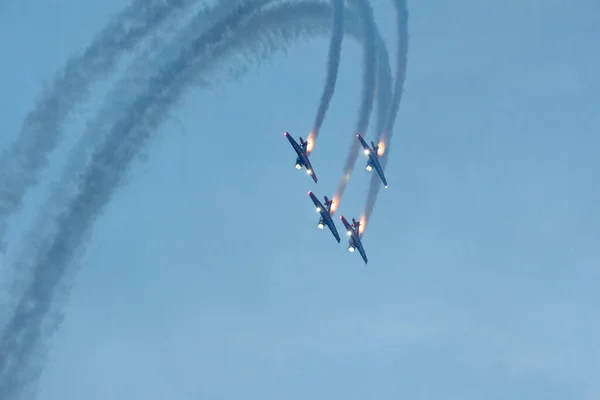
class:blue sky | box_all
[1,0,599,399]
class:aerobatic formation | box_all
[0,0,407,397]
[285,132,387,264]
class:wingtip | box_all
[284,131,289,136]
[308,191,312,195]
[356,133,360,138]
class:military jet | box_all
[308,191,340,243]
[340,215,368,264]
[284,132,317,183]
[356,134,388,188]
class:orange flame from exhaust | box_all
[306,131,316,154]
[330,195,340,214]
[377,140,386,157]
[359,215,367,236]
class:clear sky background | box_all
[1,0,599,399]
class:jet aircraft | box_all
[356,134,388,188]
[308,191,340,243]
[284,131,317,183]
[340,215,368,264]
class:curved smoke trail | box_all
[0,0,243,358]
[348,0,377,137]
[331,0,378,211]
[362,0,409,231]
[0,1,392,397]
[0,0,199,248]
[3,0,266,301]
[306,0,345,153]
[0,0,269,391]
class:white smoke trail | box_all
[362,0,408,232]
[0,0,199,247]
[0,1,392,397]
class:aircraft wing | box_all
[356,134,370,151]
[355,238,368,264]
[285,132,303,156]
[373,159,388,188]
[324,216,341,243]
[308,192,323,209]
[340,215,353,234]
[302,155,318,183]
